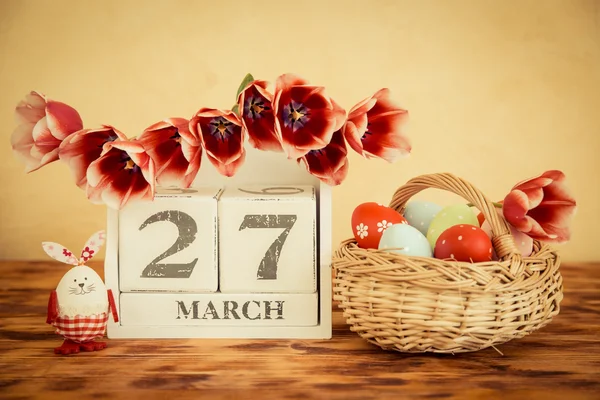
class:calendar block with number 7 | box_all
[218,186,316,293]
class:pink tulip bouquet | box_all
[10,73,410,209]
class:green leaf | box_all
[235,73,255,100]
[231,104,239,116]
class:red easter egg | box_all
[351,202,407,249]
[434,224,493,262]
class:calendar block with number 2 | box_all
[118,187,221,293]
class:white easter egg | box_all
[378,223,433,257]
[56,265,108,317]
[403,201,443,236]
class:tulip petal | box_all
[522,187,544,209]
[100,168,153,210]
[502,190,531,231]
[86,148,126,190]
[342,119,366,156]
[45,100,84,140]
[15,92,46,125]
[298,130,349,185]
[10,123,40,172]
[275,73,309,90]
[206,148,246,177]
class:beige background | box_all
[0,0,598,262]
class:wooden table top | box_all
[1,260,599,399]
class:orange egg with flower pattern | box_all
[351,202,407,249]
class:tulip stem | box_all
[467,202,503,208]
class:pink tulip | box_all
[237,80,282,152]
[297,130,349,186]
[137,118,201,188]
[86,139,155,210]
[59,126,124,189]
[273,74,346,159]
[343,88,410,162]
[503,170,577,243]
[11,91,83,172]
[190,108,245,177]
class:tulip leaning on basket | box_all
[10,73,410,210]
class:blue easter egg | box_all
[378,223,433,257]
[403,201,443,236]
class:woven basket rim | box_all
[334,237,559,292]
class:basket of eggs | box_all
[332,171,576,354]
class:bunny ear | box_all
[79,230,106,264]
[42,242,79,266]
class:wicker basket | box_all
[332,173,563,354]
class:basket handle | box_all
[388,172,525,276]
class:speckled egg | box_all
[378,223,433,257]
[426,204,479,248]
[403,201,443,236]
[434,224,493,262]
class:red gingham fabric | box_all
[52,313,108,343]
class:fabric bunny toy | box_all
[43,230,118,355]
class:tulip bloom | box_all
[11,91,83,172]
[343,88,410,163]
[86,139,155,210]
[503,170,577,243]
[298,130,349,186]
[190,108,245,177]
[273,74,345,159]
[237,80,282,152]
[59,126,123,189]
[137,118,201,188]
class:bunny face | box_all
[56,266,108,316]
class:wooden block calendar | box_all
[104,149,332,339]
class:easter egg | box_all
[434,224,493,262]
[351,202,407,249]
[481,217,533,257]
[378,224,433,257]
[403,201,443,236]
[426,204,479,248]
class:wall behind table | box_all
[0,0,598,262]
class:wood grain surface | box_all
[1,261,599,399]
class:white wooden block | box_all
[118,187,222,293]
[119,292,318,326]
[218,185,317,293]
